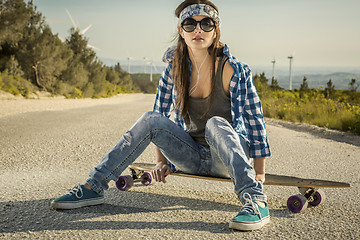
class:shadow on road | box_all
[1,189,237,234]
[0,187,296,235]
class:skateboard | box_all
[116,163,350,213]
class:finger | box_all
[160,169,167,183]
[152,170,160,182]
[162,169,170,183]
[164,166,171,176]
[151,170,156,181]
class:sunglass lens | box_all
[200,18,215,32]
[182,18,196,32]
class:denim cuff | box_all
[86,178,103,194]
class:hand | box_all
[151,162,171,183]
[255,173,266,184]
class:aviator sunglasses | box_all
[181,17,215,32]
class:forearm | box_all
[155,146,168,164]
[253,157,266,174]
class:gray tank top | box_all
[185,55,232,145]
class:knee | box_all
[205,116,229,131]
[141,111,161,119]
[205,116,230,142]
[138,111,167,127]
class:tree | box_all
[253,72,270,97]
[106,67,121,84]
[299,76,309,98]
[300,76,309,91]
[4,55,23,76]
[87,59,107,96]
[114,62,139,92]
[270,77,281,91]
[0,0,140,97]
[17,23,72,90]
[61,28,101,95]
[1,1,72,91]
[0,0,30,48]
[349,79,359,92]
[65,28,96,68]
[324,79,335,98]
[0,0,31,73]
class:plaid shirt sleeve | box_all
[153,63,174,118]
[242,70,271,158]
[226,45,271,159]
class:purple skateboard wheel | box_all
[309,189,326,207]
[141,172,152,186]
[116,175,134,191]
[287,194,308,213]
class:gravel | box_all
[0,94,359,239]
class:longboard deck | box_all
[129,163,350,189]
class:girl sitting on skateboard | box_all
[51,0,271,231]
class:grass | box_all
[257,81,360,135]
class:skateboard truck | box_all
[116,169,152,191]
[287,187,326,213]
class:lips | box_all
[193,36,204,41]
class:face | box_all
[179,15,216,51]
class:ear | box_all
[178,27,184,38]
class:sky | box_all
[33,0,360,70]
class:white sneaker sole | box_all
[51,197,104,210]
[229,216,270,231]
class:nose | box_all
[194,22,202,32]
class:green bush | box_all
[261,88,360,135]
[0,71,35,97]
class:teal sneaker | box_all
[229,193,270,231]
[51,184,104,210]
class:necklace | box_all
[189,49,208,96]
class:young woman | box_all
[51,0,271,231]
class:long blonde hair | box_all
[173,0,224,120]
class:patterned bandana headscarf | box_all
[178,3,221,27]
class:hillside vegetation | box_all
[0,0,140,98]
[254,73,360,135]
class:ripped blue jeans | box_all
[86,111,266,204]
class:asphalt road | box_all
[0,94,359,239]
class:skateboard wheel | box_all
[140,172,152,186]
[287,194,308,213]
[309,189,326,207]
[116,175,134,191]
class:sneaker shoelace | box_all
[67,183,83,199]
[240,193,262,220]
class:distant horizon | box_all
[35,0,360,68]
[101,57,360,75]
[113,59,360,90]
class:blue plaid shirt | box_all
[153,44,271,158]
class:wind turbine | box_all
[271,59,276,80]
[288,51,295,90]
[65,8,92,34]
[65,8,99,50]
[145,60,158,82]
[150,61,153,81]
[127,57,132,74]
[143,57,147,73]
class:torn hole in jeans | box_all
[119,131,132,151]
